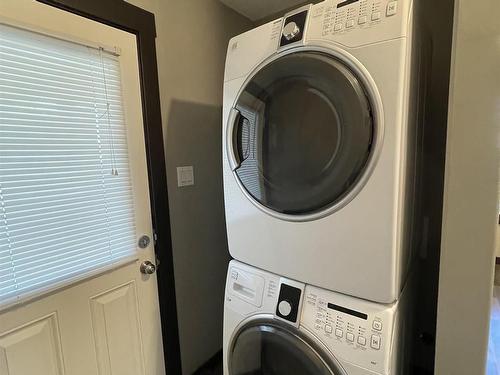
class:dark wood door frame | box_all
[35,0,182,373]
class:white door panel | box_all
[90,282,145,375]
[0,314,64,375]
[0,1,165,374]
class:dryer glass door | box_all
[228,51,375,217]
[229,323,342,375]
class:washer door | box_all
[227,51,376,220]
[229,322,344,375]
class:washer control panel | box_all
[301,285,397,374]
[312,296,384,351]
[225,261,403,375]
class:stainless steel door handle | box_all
[140,260,156,275]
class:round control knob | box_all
[278,300,293,317]
[283,22,300,41]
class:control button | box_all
[335,328,343,338]
[371,335,381,350]
[325,325,333,334]
[358,336,367,346]
[334,23,343,31]
[346,19,355,28]
[346,332,354,342]
[387,1,398,16]
[283,21,300,41]
[278,300,292,317]
[358,16,367,24]
[371,11,381,21]
[373,320,383,331]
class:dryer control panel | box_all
[301,285,398,374]
[320,0,399,34]
[306,0,412,47]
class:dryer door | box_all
[228,321,345,375]
[227,51,376,220]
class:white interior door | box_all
[0,1,166,374]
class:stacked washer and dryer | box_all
[222,0,425,374]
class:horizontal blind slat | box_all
[0,70,121,95]
[0,49,121,79]
[4,184,132,200]
[7,206,133,229]
[1,85,123,106]
[9,217,134,240]
[12,222,135,258]
[0,31,119,66]
[4,194,132,214]
[0,78,122,100]
[0,60,121,87]
[15,239,135,276]
[15,254,118,288]
[3,189,132,208]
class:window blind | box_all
[0,24,137,307]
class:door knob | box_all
[140,260,156,275]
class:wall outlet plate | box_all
[177,166,194,187]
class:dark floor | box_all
[193,351,223,375]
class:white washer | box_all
[224,260,414,375]
[222,0,426,303]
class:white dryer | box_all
[222,0,426,303]
[223,261,414,375]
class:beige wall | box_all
[434,0,500,373]
[126,1,253,373]
[128,0,252,119]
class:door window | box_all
[0,24,136,307]
[230,52,374,216]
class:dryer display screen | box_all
[328,303,368,320]
[337,0,359,8]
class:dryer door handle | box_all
[227,107,247,171]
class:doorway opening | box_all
[487,182,500,374]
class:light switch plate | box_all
[177,166,194,187]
